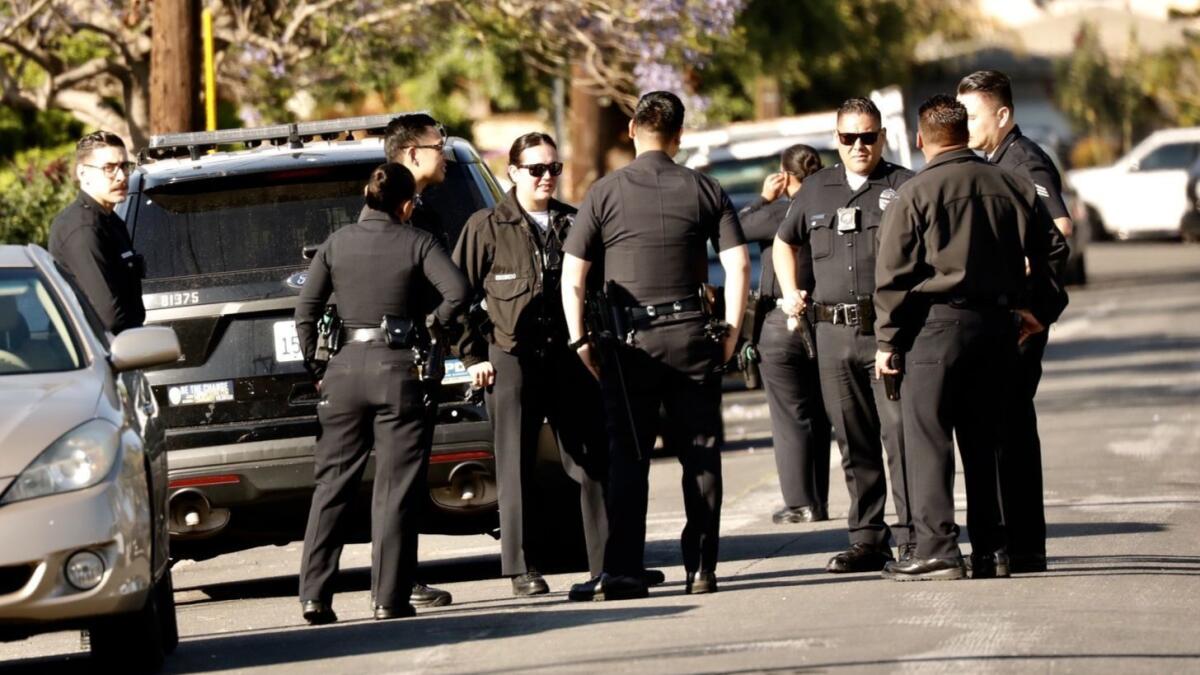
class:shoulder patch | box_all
[879,188,898,211]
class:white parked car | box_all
[1068,127,1200,239]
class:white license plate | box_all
[273,320,304,363]
[442,358,471,385]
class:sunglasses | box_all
[837,131,881,147]
[518,162,563,178]
[82,161,136,178]
[404,140,446,152]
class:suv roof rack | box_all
[141,111,432,162]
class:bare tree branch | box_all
[0,0,52,42]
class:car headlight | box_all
[0,419,121,505]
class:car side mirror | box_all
[110,326,182,372]
[302,244,319,261]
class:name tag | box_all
[493,273,517,281]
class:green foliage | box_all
[0,107,84,163]
[0,148,76,247]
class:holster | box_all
[381,314,417,350]
[314,305,343,364]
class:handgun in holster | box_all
[314,304,343,365]
[414,317,447,390]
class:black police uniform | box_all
[295,206,468,611]
[563,150,745,580]
[776,161,914,556]
[875,148,1066,566]
[739,196,831,517]
[990,125,1072,568]
[454,190,609,580]
[48,192,145,334]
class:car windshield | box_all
[0,269,83,375]
[132,160,488,281]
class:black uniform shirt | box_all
[776,161,914,305]
[295,207,469,361]
[990,125,1069,221]
[738,196,815,298]
[874,148,1064,352]
[563,150,744,307]
[48,192,145,333]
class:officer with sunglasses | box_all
[385,113,451,250]
[772,97,915,574]
[453,133,620,597]
[49,131,145,334]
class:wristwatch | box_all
[567,335,590,351]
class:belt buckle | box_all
[845,303,860,326]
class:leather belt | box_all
[812,301,872,326]
[627,295,703,322]
[343,327,385,343]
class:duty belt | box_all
[342,327,385,343]
[626,295,703,322]
[812,300,873,327]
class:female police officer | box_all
[295,163,469,623]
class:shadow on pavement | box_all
[1044,553,1200,577]
[1045,521,1166,538]
[714,653,1200,673]
[1044,333,1200,362]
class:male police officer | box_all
[562,91,750,599]
[49,131,145,334]
[385,113,451,250]
[957,70,1071,573]
[773,98,914,572]
[874,95,1066,581]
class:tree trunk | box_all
[565,62,635,203]
[150,0,199,137]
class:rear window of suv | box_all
[132,160,488,281]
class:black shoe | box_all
[511,571,550,597]
[639,568,666,587]
[826,542,895,573]
[970,551,1011,579]
[301,600,337,625]
[373,604,416,620]
[410,582,452,607]
[898,542,918,563]
[772,505,828,524]
[567,574,649,602]
[882,556,967,581]
[685,571,718,594]
[1009,552,1047,574]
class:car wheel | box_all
[89,570,176,672]
[1085,206,1111,242]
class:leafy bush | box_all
[0,154,76,247]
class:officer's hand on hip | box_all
[875,349,900,380]
[1015,309,1045,346]
[468,361,496,389]
[761,172,787,202]
[576,342,601,381]
[782,289,808,318]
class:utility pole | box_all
[150,0,200,135]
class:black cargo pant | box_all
[998,330,1049,559]
[758,310,831,511]
[486,343,609,577]
[901,304,1014,559]
[300,342,431,609]
[600,314,723,577]
[815,321,912,548]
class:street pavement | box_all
[3,242,1199,674]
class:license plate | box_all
[167,380,234,406]
[442,358,471,385]
[273,320,304,363]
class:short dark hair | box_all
[75,131,125,165]
[365,163,417,215]
[781,144,823,180]
[836,97,881,126]
[384,113,441,163]
[957,70,1014,111]
[918,94,969,146]
[633,91,685,140]
[508,132,557,166]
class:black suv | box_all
[122,116,504,561]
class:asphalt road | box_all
[3,241,1199,674]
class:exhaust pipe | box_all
[168,489,231,537]
[430,462,495,510]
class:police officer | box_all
[381,113,457,607]
[453,133,613,596]
[739,145,832,524]
[385,113,451,249]
[957,70,1072,574]
[874,95,1066,581]
[295,163,469,623]
[773,98,914,572]
[562,91,750,600]
[49,131,144,334]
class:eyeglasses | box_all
[518,162,563,178]
[837,131,881,147]
[404,140,446,153]
[81,161,135,178]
